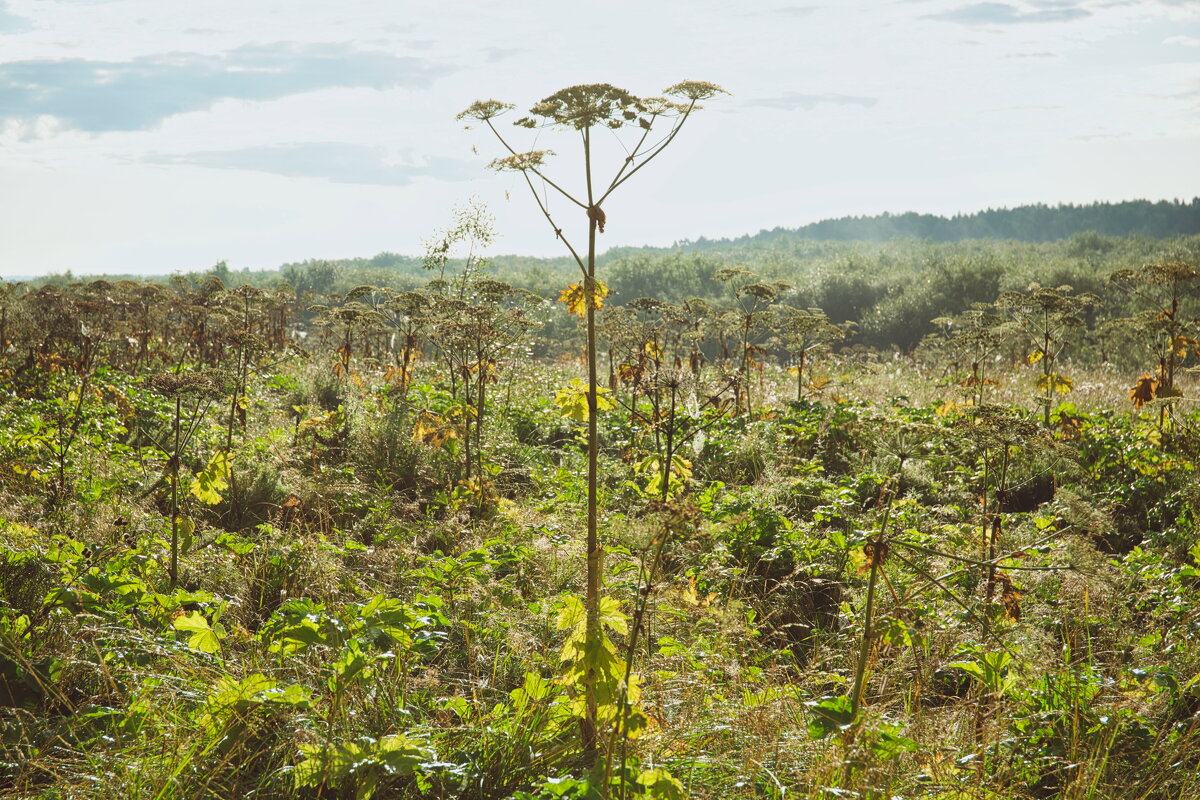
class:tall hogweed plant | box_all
[459,80,727,776]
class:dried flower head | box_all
[640,96,691,116]
[489,150,555,172]
[956,404,1041,448]
[457,100,515,122]
[528,83,645,130]
[663,80,729,102]
[146,371,222,398]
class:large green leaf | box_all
[172,611,223,654]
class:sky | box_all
[0,0,1197,278]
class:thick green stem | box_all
[851,544,881,718]
[741,316,752,414]
[582,127,602,763]
[797,350,806,403]
[852,491,893,719]
[169,396,181,588]
[661,384,677,502]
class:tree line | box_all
[670,197,1200,248]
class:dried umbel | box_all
[663,80,727,102]
[489,150,554,172]
[146,371,222,399]
[955,404,1041,450]
[863,539,891,569]
[1110,260,1199,290]
[462,80,727,141]
[528,83,645,130]
[456,99,515,123]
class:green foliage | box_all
[945,645,1015,695]
[294,733,431,799]
[555,595,642,728]
[554,379,615,423]
[805,694,855,739]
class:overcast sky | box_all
[0,0,1197,278]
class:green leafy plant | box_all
[294,732,431,800]
[144,370,223,587]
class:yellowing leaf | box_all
[176,515,196,554]
[1027,350,1044,365]
[553,379,615,422]
[11,463,41,481]
[190,451,230,505]
[998,573,1022,622]
[670,455,693,481]
[1129,374,1158,409]
[557,280,610,318]
[1174,335,1198,358]
[413,412,457,447]
[173,611,223,654]
[1036,373,1075,396]
[936,400,964,417]
[297,410,341,436]
[643,340,663,360]
[469,358,498,384]
[682,575,718,608]
[637,768,686,800]
[847,546,868,575]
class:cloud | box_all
[0,42,448,132]
[0,1,31,33]
[925,2,1091,24]
[749,5,822,16]
[483,46,524,63]
[1164,35,1200,47]
[1004,50,1058,58]
[746,91,878,110]
[147,143,476,186]
[1070,131,1127,141]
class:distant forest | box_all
[267,197,1198,290]
[670,198,1200,249]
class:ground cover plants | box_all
[2,93,1200,797]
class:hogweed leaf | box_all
[173,611,223,654]
[637,768,686,800]
[1036,373,1075,396]
[1129,374,1158,409]
[557,280,609,318]
[553,379,615,422]
[190,450,230,505]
